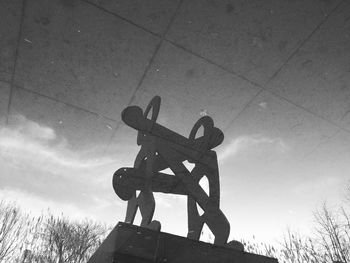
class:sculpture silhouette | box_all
[113,96,231,245]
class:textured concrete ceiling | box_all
[0,0,349,242]
[1,0,349,146]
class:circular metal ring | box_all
[189,116,214,153]
[144,95,161,122]
[137,96,161,145]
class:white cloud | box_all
[0,188,89,220]
[11,114,56,141]
[0,115,125,222]
[154,193,172,208]
[292,176,341,196]
[0,114,116,173]
[0,115,292,231]
[218,134,288,163]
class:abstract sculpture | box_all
[88,96,279,262]
[113,96,231,246]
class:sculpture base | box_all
[88,222,278,263]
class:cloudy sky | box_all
[0,111,349,245]
[1,0,350,248]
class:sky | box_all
[0,112,349,246]
[1,0,350,250]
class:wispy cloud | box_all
[0,116,291,229]
[291,176,341,196]
[0,114,127,222]
[0,187,89,220]
[218,134,288,163]
[0,115,116,172]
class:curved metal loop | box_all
[189,116,214,154]
[137,96,161,145]
[144,96,161,122]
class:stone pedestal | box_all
[88,222,278,263]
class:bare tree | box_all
[0,201,25,261]
[346,181,350,205]
[0,201,108,263]
[279,228,330,263]
[30,214,106,263]
[313,204,350,263]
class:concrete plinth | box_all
[88,222,278,263]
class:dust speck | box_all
[225,3,235,13]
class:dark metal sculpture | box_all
[113,96,231,246]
